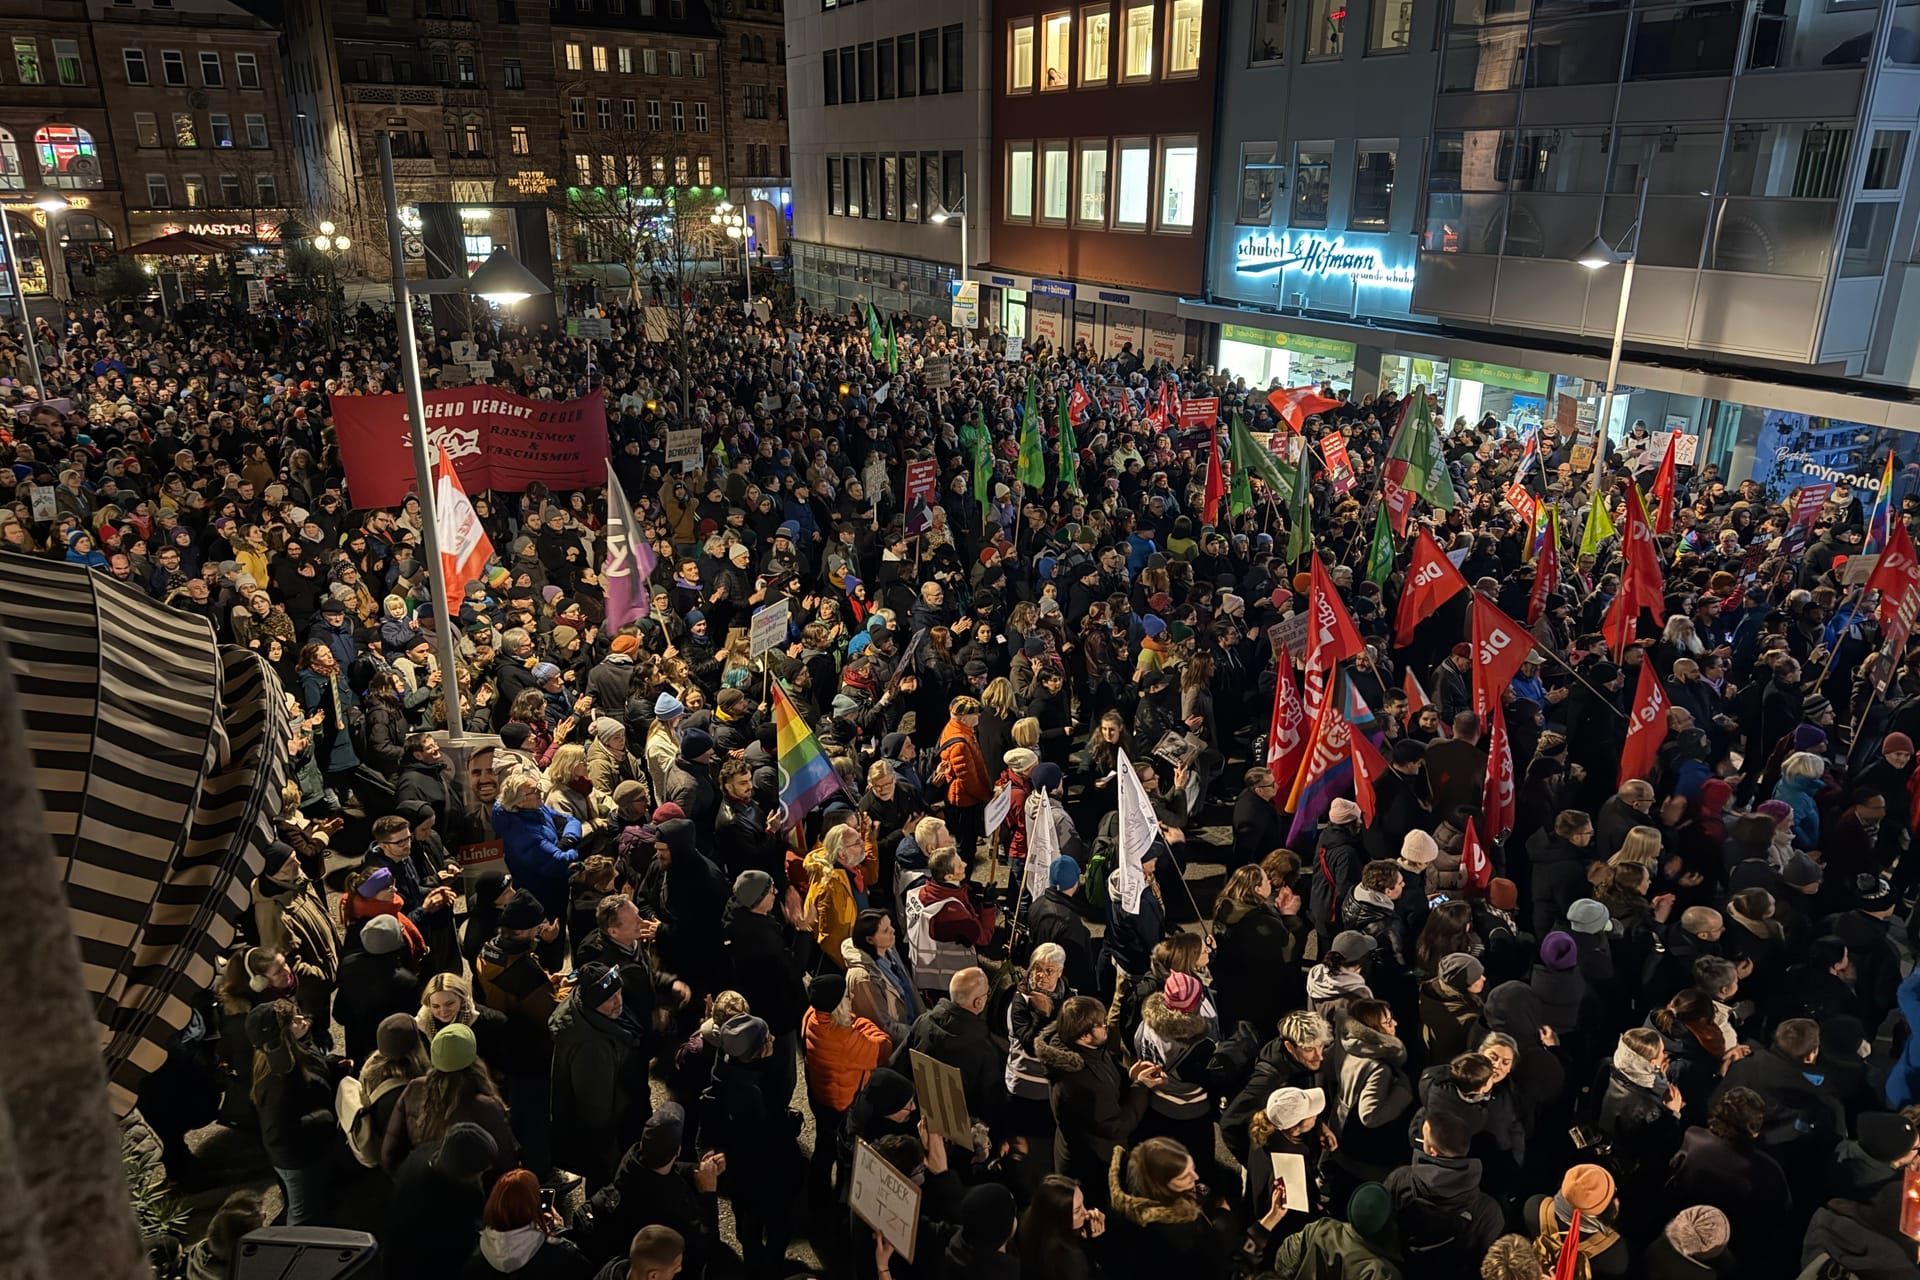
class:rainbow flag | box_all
[773,679,841,825]
[1868,452,1897,554]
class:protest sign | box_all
[851,1140,921,1262]
[749,598,790,658]
[332,388,609,508]
[666,428,704,472]
[910,1050,973,1146]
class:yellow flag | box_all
[1578,487,1615,559]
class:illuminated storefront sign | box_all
[507,170,558,195]
[1233,231,1415,289]
[156,219,283,241]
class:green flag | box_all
[1366,502,1396,586]
[1285,437,1313,563]
[1386,387,1459,511]
[970,413,993,522]
[1578,486,1616,558]
[1017,382,1046,488]
[1230,411,1292,504]
[866,302,886,362]
[886,317,899,375]
[1056,391,1079,493]
[1227,414,1254,517]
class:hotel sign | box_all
[1234,231,1415,289]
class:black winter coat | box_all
[723,905,806,1037]
[890,998,1002,1124]
[1026,887,1097,996]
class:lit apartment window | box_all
[674,154,688,183]
[184,173,205,206]
[210,112,233,147]
[643,48,657,73]
[592,45,607,71]
[1166,0,1201,73]
[668,51,680,73]
[511,124,530,152]
[1081,6,1110,83]
[697,154,711,183]
[565,43,583,70]
[1038,141,1069,220]
[1122,4,1153,79]
[692,52,706,75]
[12,38,41,84]
[1041,12,1070,87]
[618,48,632,72]
[1307,0,1343,58]
[1076,139,1108,224]
[1369,0,1412,51]
[52,39,83,85]
[575,152,591,180]
[1006,141,1034,220]
[1009,20,1034,91]
[174,112,198,147]
[1157,138,1197,228]
[1114,136,1150,227]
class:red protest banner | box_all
[904,458,938,509]
[1503,482,1535,523]
[1321,432,1356,495]
[1791,483,1835,529]
[1180,396,1220,425]
[332,387,611,508]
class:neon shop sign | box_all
[1234,232,1415,289]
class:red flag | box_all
[1202,419,1225,524]
[1605,485,1666,655]
[1460,815,1491,895]
[1469,595,1534,721]
[1393,528,1469,646]
[1403,668,1430,713]
[1870,518,1920,656]
[434,444,495,604]
[1482,696,1515,840]
[1553,1210,1585,1280]
[1068,380,1092,423]
[1305,554,1364,724]
[1650,434,1678,536]
[1384,479,1416,537]
[1619,658,1671,787]
[1528,512,1562,626]
[1350,724,1389,825]
[1267,646,1308,805]
[1268,384,1343,433]
[1908,765,1920,840]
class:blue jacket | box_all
[307,616,357,671]
[1892,968,1920,1107]
[492,802,581,915]
[1772,773,1823,849]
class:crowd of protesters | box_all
[8,288,1920,1280]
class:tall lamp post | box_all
[378,132,549,739]
[929,172,970,299]
[1573,176,1650,499]
[0,193,69,405]
[711,201,750,306]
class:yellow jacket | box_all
[803,840,878,966]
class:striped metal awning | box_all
[0,556,288,1116]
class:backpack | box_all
[903,887,963,971]
[335,1074,405,1168]
[1083,851,1112,909]
[1394,1195,1480,1280]
[927,735,967,792]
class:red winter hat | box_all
[1163,971,1204,1013]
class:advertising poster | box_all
[1749,410,1916,503]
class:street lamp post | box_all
[378,132,549,739]
[711,202,750,307]
[1574,177,1650,499]
[0,208,49,404]
[929,172,969,320]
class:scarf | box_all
[1610,1040,1668,1093]
[341,891,427,962]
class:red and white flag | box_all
[434,444,494,606]
[1461,815,1492,895]
[1403,668,1430,713]
[1305,553,1363,726]
[1870,518,1920,656]
[1350,724,1390,826]
[1469,595,1534,722]
[1649,433,1678,536]
[1268,384,1343,433]
[1618,658,1671,787]
[1267,646,1308,803]
[1393,528,1469,646]
[1481,697,1515,840]
[1068,380,1092,423]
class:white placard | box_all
[467,360,493,380]
[450,339,477,362]
[573,316,611,340]
[30,485,56,522]
[850,1139,921,1262]
[665,428,704,472]
[983,783,1013,835]
[749,597,790,658]
[1671,431,1699,466]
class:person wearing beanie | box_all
[584,714,633,799]
[703,1005,798,1275]
[382,1021,517,1176]
[246,998,344,1225]
[1394,829,1441,939]
[382,1121,498,1277]
[332,911,426,1063]
[1308,796,1369,946]
[1026,851,1097,995]
[1647,1206,1733,1280]
[943,1183,1020,1280]
[661,726,719,845]
[550,957,650,1193]
[637,817,727,991]
[472,884,565,1177]
[251,840,340,1046]
[800,967,890,1206]
[1830,1111,1920,1202]
[644,691,686,797]
[583,1099,723,1280]
[1419,952,1489,1063]
[723,864,806,1104]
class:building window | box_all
[466,123,483,152]
[184,174,205,207]
[1369,0,1412,51]
[504,58,524,87]
[1122,3,1153,79]
[597,97,613,128]
[1010,20,1035,90]
[1042,12,1071,87]
[1007,141,1035,220]
[1157,137,1197,228]
[52,39,83,85]
[694,102,707,131]
[899,34,917,94]
[643,48,657,73]
[511,124,530,153]
[1865,129,1909,190]
[669,51,680,73]
[1166,0,1201,73]
[921,152,941,215]
[575,153,591,181]
[257,173,278,204]
[12,38,41,85]
[1076,139,1108,224]
[570,97,587,128]
[1039,140,1070,220]
[1113,137,1151,226]
[1307,0,1343,57]
[433,53,451,82]
[592,45,608,71]
[857,42,876,98]
[201,51,223,85]
[497,0,517,18]
[828,156,844,215]
[236,52,260,86]
[921,29,940,90]
[124,49,149,84]
[1293,143,1331,225]
[458,55,476,82]
[674,154,689,183]
[162,50,186,85]
[646,99,661,129]
[943,25,963,91]
[147,173,170,206]
[846,155,863,215]
[693,52,706,75]
[1351,142,1395,228]
[697,154,712,183]
[1082,6,1111,82]
[134,112,160,147]
[174,112,199,147]
[246,113,269,147]
[1237,142,1280,223]
[618,47,632,72]
[650,155,664,182]
[671,100,685,130]
[210,113,234,147]
[824,51,839,103]
[1841,201,1897,277]
[903,151,921,219]
[878,37,895,97]
[220,173,243,205]
[621,97,636,127]
[882,153,897,217]
[565,43,582,70]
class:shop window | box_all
[1007,142,1035,220]
[1237,142,1280,223]
[1122,3,1154,78]
[1351,142,1396,228]
[1370,0,1412,51]
[1077,140,1109,224]
[1082,7,1111,82]
[1865,128,1909,190]
[36,124,102,188]
[1306,0,1343,58]
[1251,0,1287,61]
[1043,12,1072,87]
[1041,141,1070,221]
[1167,0,1202,72]
[1292,142,1331,227]
[1115,137,1151,227]
[1157,137,1198,229]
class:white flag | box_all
[1023,788,1059,904]
[1114,751,1156,915]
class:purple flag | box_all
[603,460,655,628]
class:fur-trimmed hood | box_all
[1140,992,1210,1044]
[1108,1147,1201,1226]
[1341,1020,1407,1067]
[1033,1024,1090,1075]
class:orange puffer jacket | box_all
[802,1007,891,1111]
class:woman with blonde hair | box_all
[1012,716,1042,750]
[804,819,878,965]
[977,676,1019,778]
[543,742,609,834]
[1609,825,1665,869]
[416,971,510,1069]
[1774,750,1827,848]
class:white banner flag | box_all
[1114,752,1156,915]
[1023,788,1059,904]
